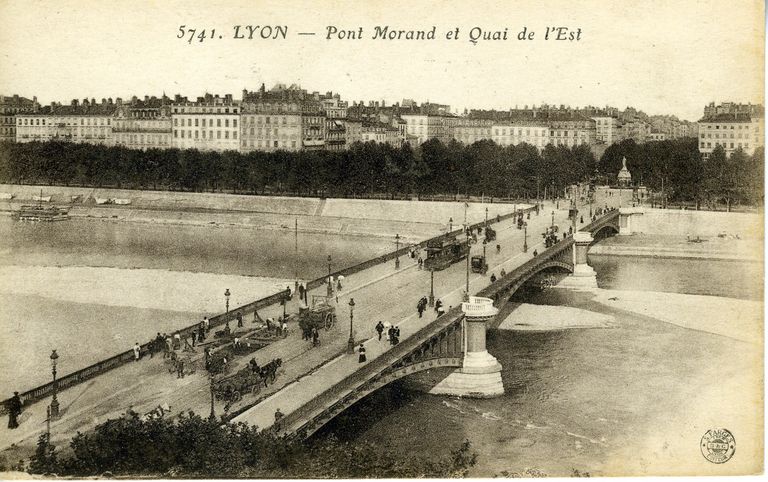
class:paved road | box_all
[0,199,579,459]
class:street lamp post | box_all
[428,269,435,307]
[209,373,215,421]
[327,255,332,297]
[464,228,470,301]
[449,217,453,233]
[395,233,401,269]
[485,207,488,229]
[523,222,528,253]
[551,210,555,228]
[49,350,60,420]
[346,298,356,354]
[224,288,231,329]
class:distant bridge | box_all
[271,210,622,439]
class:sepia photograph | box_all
[0,0,764,478]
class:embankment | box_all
[0,183,525,241]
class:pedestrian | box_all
[191,330,197,347]
[375,321,384,341]
[358,343,367,363]
[298,283,305,302]
[533,249,538,256]
[173,332,182,350]
[152,332,163,358]
[176,357,185,378]
[580,215,584,224]
[233,337,240,350]
[312,328,320,347]
[418,256,423,269]
[394,326,401,345]
[490,273,497,283]
[437,303,445,317]
[274,408,284,430]
[133,342,141,361]
[249,357,260,374]
[434,298,442,313]
[281,320,288,337]
[388,326,395,345]
[417,299,425,318]
[237,311,243,328]
[496,244,501,254]
[198,325,206,343]
[500,268,506,277]
[7,392,22,429]
[286,285,292,299]
[336,277,343,292]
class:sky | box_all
[0,0,763,121]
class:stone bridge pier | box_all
[429,296,504,398]
[619,207,644,235]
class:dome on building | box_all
[617,157,632,186]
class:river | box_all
[312,253,762,476]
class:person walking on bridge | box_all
[375,321,384,341]
[358,343,367,363]
[7,392,22,429]
[133,342,141,361]
[417,298,426,318]
[274,408,284,431]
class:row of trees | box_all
[0,137,762,206]
[21,411,477,478]
[0,139,596,199]
[601,138,763,208]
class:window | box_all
[217,131,221,139]
[233,119,237,128]
[217,119,221,127]
[225,119,229,128]
[174,118,178,126]
[202,130,206,139]
[195,131,198,139]
[233,131,237,139]
[181,130,184,138]
[195,119,198,127]
[174,130,178,138]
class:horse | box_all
[259,358,283,387]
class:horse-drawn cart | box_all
[296,295,337,338]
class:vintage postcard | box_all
[0,0,764,478]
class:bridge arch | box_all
[488,260,573,308]
[591,223,619,242]
[294,355,463,440]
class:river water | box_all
[313,253,763,476]
[0,217,393,391]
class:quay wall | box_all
[0,183,524,227]
[631,208,763,239]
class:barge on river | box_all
[14,204,70,222]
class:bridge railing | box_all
[277,305,467,437]
[1,203,538,415]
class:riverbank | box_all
[589,233,762,262]
[496,302,615,331]
[590,288,762,344]
[0,183,525,241]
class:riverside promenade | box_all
[0,199,575,460]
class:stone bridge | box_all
[271,210,625,440]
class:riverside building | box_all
[1,95,39,142]
[171,94,240,152]
[15,98,116,145]
[697,102,764,158]
[112,96,173,150]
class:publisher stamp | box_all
[700,428,735,464]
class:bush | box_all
[27,410,477,478]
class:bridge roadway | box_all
[0,200,579,455]
[231,204,585,433]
